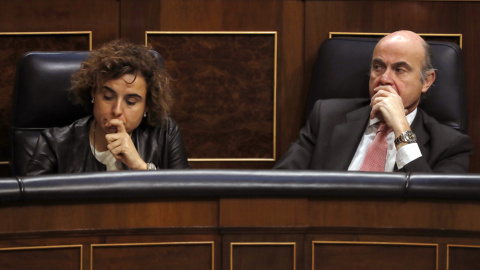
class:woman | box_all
[26,40,190,175]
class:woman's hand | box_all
[105,119,148,170]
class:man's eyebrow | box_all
[372,58,385,65]
[392,61,413,70]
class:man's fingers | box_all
[373,85,398,94]
[370,103,385,120]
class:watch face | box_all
[405,131,416,141]
[394,130,417,145]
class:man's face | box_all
[369,35,432,114]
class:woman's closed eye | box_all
[125,95,143,106]
[103,94,114,101]
[126,99,137,106]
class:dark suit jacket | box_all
[274,98,472,173]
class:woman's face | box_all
[92,73,147,134]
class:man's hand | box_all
[105,119,148,170]
[370,86,411,137]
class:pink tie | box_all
[360,123,392,172]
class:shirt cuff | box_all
[396,143,422,169]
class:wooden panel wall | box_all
[2,0,480,173]
[147,32,276,160]
[448,245,480,270]
[0,245,82,270]
[3,197,480,269]
[312,242,437,270]
[91,242,214,270]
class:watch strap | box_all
[394,130,417,146]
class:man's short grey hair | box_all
[421,42,435,84]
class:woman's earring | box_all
[91,98,95,104]
[143,112,147,118]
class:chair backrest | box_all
[306,36,467,133]
[11,51,164,176]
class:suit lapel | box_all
[323,106,371,170]
[410,110,430,158]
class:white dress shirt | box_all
[348,109,422,172]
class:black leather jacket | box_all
[26,116,190,175]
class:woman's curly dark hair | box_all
[69,39,173,127]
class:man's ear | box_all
[422,71,436,93]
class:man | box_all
[274,30,472,172]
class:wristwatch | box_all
[394,130,417,146]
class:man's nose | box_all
[380,71,394,85]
